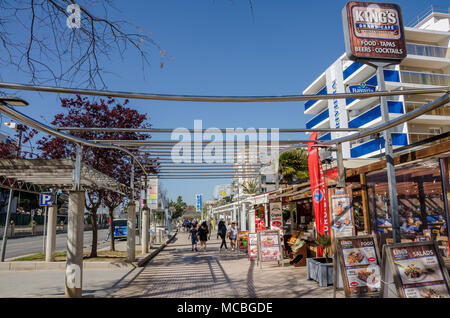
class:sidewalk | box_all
[0,231,176,297]
[113,231,344,298]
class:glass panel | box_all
[366,158,449,255]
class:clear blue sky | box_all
[0,0,446,205]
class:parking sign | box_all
[39,192,53,206]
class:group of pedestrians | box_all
[185,218,239,253]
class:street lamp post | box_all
[0,97,28,262]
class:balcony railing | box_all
[405,101,450,116]
[407,5,450,27]
[400,71,450,86]
[406,43,450,59]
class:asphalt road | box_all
[1,229,110,260]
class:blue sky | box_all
[0,0,447,205]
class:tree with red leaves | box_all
[37,95,157,257]
[0,124,38,159]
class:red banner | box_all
[307,132,330,257]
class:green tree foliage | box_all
[242,179,258,194]
[278,148,309,184]
[169,196,187,220]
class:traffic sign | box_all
[39,192,53,206]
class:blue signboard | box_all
[39,192,53,207]
[348,82,376,94]
[196,194,202,212]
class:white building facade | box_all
[303,7,450,159]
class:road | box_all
[1,229,110,260]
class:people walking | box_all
[228,221,238,251]
[198,221,209,251]
[217,220,228,252]
[188,223,199,251]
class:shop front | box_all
[346,140,450,259]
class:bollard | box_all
[31,221,37,235]
[10,221,14,238]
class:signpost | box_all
[381,241,450,298]
[334,235,382,298]
[257,230,283,269]
[342,1,407,244]
[39,192,53,254]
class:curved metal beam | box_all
[0,81,449,102]
[0,105,148,176]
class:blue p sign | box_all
[40,193,53,206]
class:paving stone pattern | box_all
[114,231,344,298]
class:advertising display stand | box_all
[257,230,284,269]
[381,241,450,298]
[248,232,258,262]
[333,235,382,298]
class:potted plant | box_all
[306,233,333,287]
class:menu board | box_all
[238,231,249,250]
[335,235,382,297]
[329,187,355,238]
[382,241,450,298]
[248,233,258,259]
[270,202,283,230]
[258,230,282,262]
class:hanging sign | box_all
[335,235,382,297]
[342,1,407,62]
[381,241,450,298]
[329,187,356,239]
[248,232,258,259]
[255,205,266,231]
[270,202,283,230]
[146,176,158,209]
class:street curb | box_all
[0,230,178,271]
[136,230,178,267]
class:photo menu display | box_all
[337,236,381,297]
[248,233,258,259]
[390,244,450,298]
[258,230,281,262]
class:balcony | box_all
[405,101,450,116]
[406,43,450,59]
[348,101,404,128]
[409,133,442,144]
[306,109,329,129]
[400,71,450,86]
[350,133,408,158]
[304,86,327,112]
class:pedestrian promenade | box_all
[113,231,343,298]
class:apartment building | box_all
[303,6,450,159]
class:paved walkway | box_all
[113,231,343,298]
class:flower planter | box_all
[306,257,333,287]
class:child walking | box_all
[188,223,199,251]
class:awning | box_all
[0,159,130,195]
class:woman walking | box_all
[188,223,199,252]
[198,221,209,251]
[217,220,228,252]
[228,221,238,251]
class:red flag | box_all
[307,132,330,257]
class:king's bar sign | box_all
[342,1,407,62]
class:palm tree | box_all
[278,148,309,184]
[242,179,258,194]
